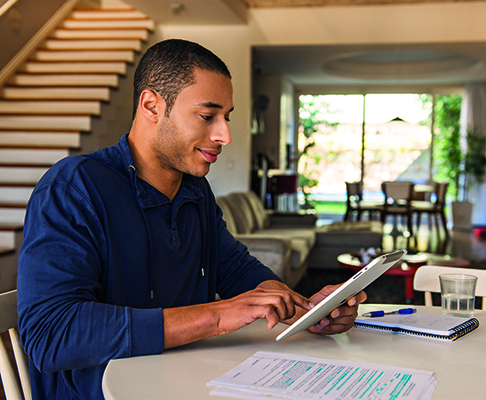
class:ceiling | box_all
[124,0,486,91]
[252,42,486,92]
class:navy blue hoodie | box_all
[17,134,281,399]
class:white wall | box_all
[159,1,486,196]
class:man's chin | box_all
[187,164,211,178]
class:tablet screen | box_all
[276,249,407,341]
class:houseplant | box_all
[434,96,486,229]
[451,126,486,229]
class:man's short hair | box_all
[132,39,231,119]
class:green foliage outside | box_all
[298,95,337,208]
[433,95,486,201]
[313,200,346,215]
[432,95,463,200]
[464,126,486,200]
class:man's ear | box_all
[138,89,166,122]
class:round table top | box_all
[102,305,486,400]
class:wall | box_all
[252,74,283,170]
[0,0,67,72]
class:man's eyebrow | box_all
[198,102,234,112]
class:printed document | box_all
[207,351,436,400]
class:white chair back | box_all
[0,290,32,400]
[413,266,486,310]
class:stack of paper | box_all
[207,351,437,400]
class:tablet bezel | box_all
[276,249,407,341]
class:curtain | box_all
[461,82,486,225]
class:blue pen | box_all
[361,308,417,318]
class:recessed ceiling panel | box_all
[322,50,481,80]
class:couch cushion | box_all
[264,227,316,248]
[225,193,256,234]
[289,238,311,270]
[215,196,238,235]
[242,191,271,230]
[251,230,312,270]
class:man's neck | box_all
[127,131,182,201]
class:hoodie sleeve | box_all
[17,180,164,374]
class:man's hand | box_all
[163,280,312,349]
[305,284,367,335]
[263,281,367,335]
[213,284,313,334]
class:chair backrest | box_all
[434,182,448,206]
[413,266,486,310]
[0,290,32,400]
[381,181,414,204]
[345,182,363,202]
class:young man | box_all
[17,39,366,399]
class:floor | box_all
[295,217,486,306]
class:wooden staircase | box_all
[0,5,154,291]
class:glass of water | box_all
[439,273,478,318]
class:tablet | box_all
[276,249,407,341]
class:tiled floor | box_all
[382,219,486,262]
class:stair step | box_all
[0,230,14,249]
[59,19,154,30]
[0,224,23,231]
[0,131,80,148]
[31,50,134,62]
[0,208,25,225]
[51,29,148,40]
[20,62,127,74]
[2,87,111,101]
[41,39,142,51]
[0,187,33,204]
[0,247,15,256]
[70,9,149,20]
[0,223,23,250]
[0,116,91,131]
[0,201,28,208]
[0,166,49,184]
[0,101,101,115]
[0,148,68,166]
[8,74,118,87]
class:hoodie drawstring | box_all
[128,165,155,299]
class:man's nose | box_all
[212,120,232,146]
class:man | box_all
[18,39,366,399]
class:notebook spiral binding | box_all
[354,318,480,341]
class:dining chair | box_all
[344,181,383,221]
[413,265,486,309]
[0,290,32,400]
[411,182,449,238]
[380,181,415,236]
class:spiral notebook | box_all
[354,312,479,341]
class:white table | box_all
[102,305,486,399]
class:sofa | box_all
[216,191,384,289]
[216,191,316,289]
